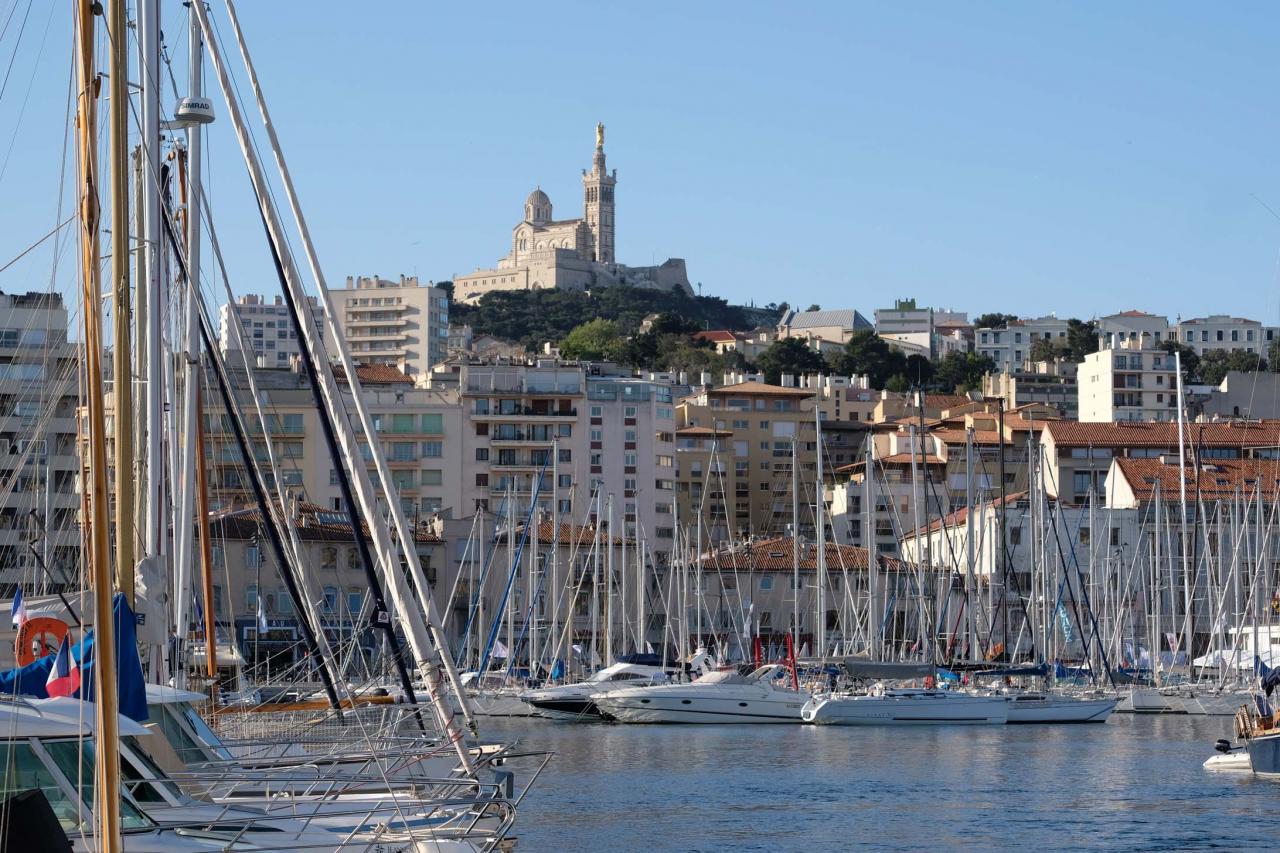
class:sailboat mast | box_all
[1174,352,1193,658]
[110,0,134,605]
[77,0,123,846]
[791,435,800,656]
[815,401,826,660]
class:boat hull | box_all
[803,692,1009,725]
[1247,731,1280,777]
[1004,696,1116,724]
[594,693,805,724]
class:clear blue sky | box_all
[4,1,1280,325]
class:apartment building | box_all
[677,381,817,542]
[218,293,325,368]
[1176,315,1265,356]
[1038,419,1280,505]
[1095,310,1171,349]
[328,275,450,377]
[874,298,968,360]
[776,308,873,345]
[457,360,677,560]
[200,363,464,519]
[974,315,1068,371]
[1077,341,1180,423]
[982,361,1078,420]
[208,503,448,670]
[0,292,81,589]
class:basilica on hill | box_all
[453,124,694,304]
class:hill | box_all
[448,285,782,350]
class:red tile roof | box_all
[332,363,415,385]
[695,536,916,573]
[1042,420,1280,449]
[677,426,734,437]
[880,453,946,465]
[903,492,1028,539]
[1112,458,1280,502]
[694,330,740,344]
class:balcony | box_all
[479,406,577,420]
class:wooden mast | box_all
[74,0,123,847]
[194,386,219,696]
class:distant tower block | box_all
[582,122,617,264]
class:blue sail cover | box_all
[0,593,148,722]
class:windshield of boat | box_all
[694,670,752,685]
[39,738,154,830]
[153,703,225,764]
[118,737,184,802]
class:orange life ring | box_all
[15,616,70,667]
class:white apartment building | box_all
[1077,341,1180,422]
[328,275,450,377]
[874,298,968,360]
[975,315,1068,371]
[1095,310,1171,350]
[218,294,325,368]
[0,292,81,589]
[1175,315,1264,356]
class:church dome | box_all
[525,187,552,224]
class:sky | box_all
[4,1,1280,326]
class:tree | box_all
[1028,338,1057,363]
[805,304,822,312]
[1159,340,1200,383]
[1269,338,1280,373]
[1063,318,1100,362]
[560,318,624,361]
[903,353,935,386]
[972,313,1018,330]
[754,337,827,385]
[934,351,996,393]
[1198,349,1266,386]
[829,330,907,388]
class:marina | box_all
[2,2,1280,850]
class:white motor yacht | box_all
[802,688,1010,725]
[521,659,679,720]
[592,665,808,724]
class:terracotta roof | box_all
[695,536,917,573]
[931,428,1004,447]
[1113,310,1160,318]
[709,381,813,397]
[925,394,976,411]
[903,491,1029,540]
[518,520,628,547]
[677,426,734,437]
[694,330,740,344]
[879,453,946,465]
[1042,420,1280,449]
[332,363,415,385]
[1112,458,1280,502]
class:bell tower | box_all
[582,122,616,264]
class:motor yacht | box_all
[522,658,679,721]
[592,664,808,724]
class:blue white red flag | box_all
[45,634,80,699]
[10,588,25,629]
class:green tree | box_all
[934,352,996,393]
[829,330,907,388]
[1198,349,1267,385]
[1063,318,1100,362]
[1268,338,1280,373]
[973,312,1018,330]
[903,353,935,386]
[885,373,911,393]
[754,337,827,385]
[560,318,624,361]
[1028,338,1057,363]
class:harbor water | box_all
[489,714,1280,851]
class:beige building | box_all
[677,381,817,542]
[453,125,693,304]
[975,315,1068,371]
[328,275,449,376]
[1176,314,1265,356]
[1077,340,1180,422]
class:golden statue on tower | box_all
[596,122,605,149]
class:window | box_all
[347,590,364,615]
[625,429,637,442]
[559,474,572,488]
[245,584,259,610]
[625,453,637,466]
[276,589,294,615]
[421,469,443,486]
[760,576,774,591]
[1111,527,1122,546]
[420,441,442,457]
[475,448,489,461]
[1008,527,1022,545]
[391,442,415,461]
[246,546,262,568]
[476,473,489,487]
[590,406,602,417]
[624,406,637,417]
[591,429,603,442]
[322,586,338,613]
[475,422,489,436]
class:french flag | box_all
[45,634,80,699]
[10,587,26,629]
